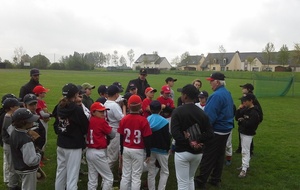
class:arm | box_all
[21,141,41,167]
[171,110,188,145]
[143,135,151,157]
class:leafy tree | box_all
[119,55,127,66]
[127,49,135,67]
[99,52,106,67]
[171,56,180,67]
[14,46,26,64]
[277,44,289,66]
[262,42,275,69]
[31,54,51,69]
[105,53,111,66]
[292,43,300,71]
[180,52,190,68]
[112,50,119,66]
[49,62,65,70]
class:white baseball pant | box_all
[240,133,254,171]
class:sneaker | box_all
[225,160,231,166]
[238,170,247,178]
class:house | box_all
[132,53,172,70]
[201,52,241,71]
[178,55,205,71]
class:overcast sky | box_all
[1,0,299,64]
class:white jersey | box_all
[195,102,205,111]
[104,100,124,129]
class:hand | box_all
[161,104,166,109]
[27,130,40,141]
[190,141,203,149]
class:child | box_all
[142,87,157,118]
[165,77,177,100]
[96,85,108,104]
[2,98,22,189]
[86,102,116,190]
[9,108,42,190]
[104,85,124,175]
[157,85,175,120]
[53,83,89,190]
[118,95,152,190]
[33,85,51,155]
[195,91,209,110]
[147,100,171,190]
[235,93,260,178]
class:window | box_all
[212,67,216,70]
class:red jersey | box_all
[157,96,175,118]
[118,114,152,149]
[142,98,152,118]
[86,116,112,149]
[36,99,47,117]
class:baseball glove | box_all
[184,123,203,151]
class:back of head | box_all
[62,83,79,98]
[150,100,161,113]
[107,85,121,97]
[128,95,142,112]
[179,84,199,100]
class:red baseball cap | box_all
[145,87,157,94]
[90,102,110,112]
[161,85,171,94]
[33,85,49,94]
[128,95,142,106]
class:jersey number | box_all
[124,129,141,144]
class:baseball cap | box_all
[123,92,133,100]
[107,85,122,96]
[62,83,79,98]
[90,102,110,112]
[206,72,225,81]
[240,83,254,92]
[76,85,86,95]
[240,93,256,102]
[1,93,19,104]
[95,97,107,104]
[30,68,40,76]
[82,83,95,90]
[128,95,142,106]
[161,85,171,94]
[178,84,199,100]
[97,85,108,94]
[198,91,209,98]
[23,94,38,105]
[145,87,157,94]
[129,83,137,90]
[112,82,124,92]
[33,85,49,95]
[165,77,177,83]
[140,69,147,75]
[2,98,22,109]
[12,108,40,123]
[150,100,161,111]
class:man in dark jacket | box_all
[19,68,41,101]
[125,69,150,100]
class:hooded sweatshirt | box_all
[53,101,89,149]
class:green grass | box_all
[1,69,300,190]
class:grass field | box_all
[1,69,300,190]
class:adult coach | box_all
[125,69,150,100]
[19,68,41,101]
[195,72,234,189]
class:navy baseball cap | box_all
[198,91,209,98]
[206,72,225,81]
[240,93,256,102]
[62,83,79,98]
[140,69,147,75]
[129,83,137,90]
[2,98,22,109]
[107,85,122,96]
[23,94,38,105]
[97,85,108,94]
[12,108,40,123]
[240,83,254,91]
[76,85,86,95]
[165,77,177,83]
[112,82,124,92]
[30,68,40,76]
[1,93,19,104]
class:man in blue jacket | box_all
[195,72,234,189]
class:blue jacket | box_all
[204,85,234,133]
